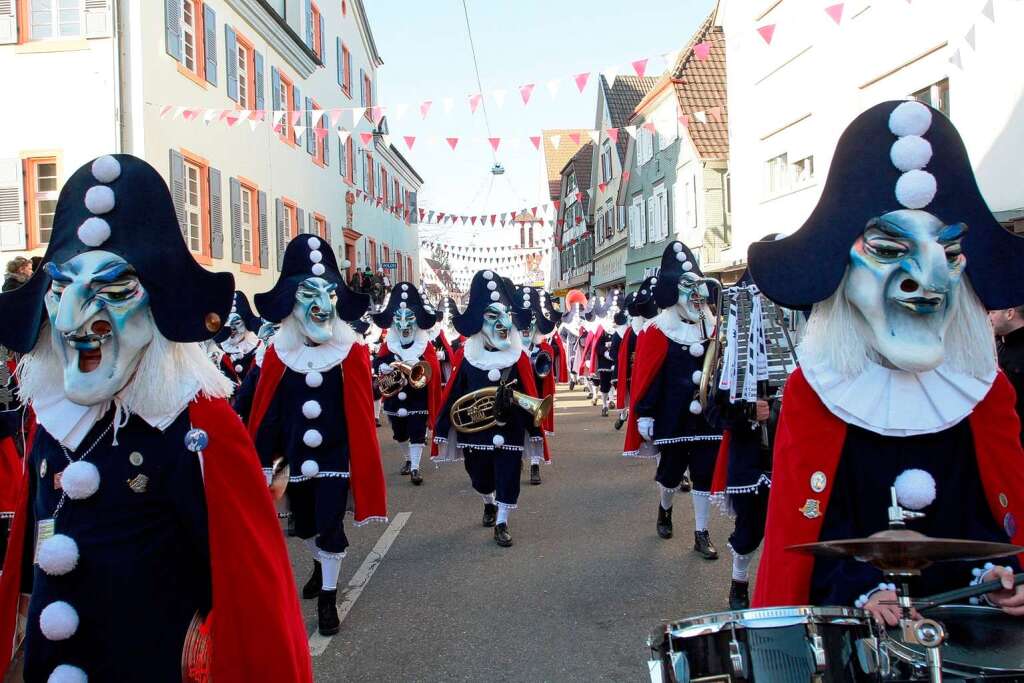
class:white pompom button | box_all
[311,263,326,276]
[895,169,937,209]
[490,292,500,301]
[309,250,323,263]
[40,601,79,641]
[303,429,323,448]
[487,369,501,382]
[689,400,703,415]
[77,217,111,247]
[397,392,407,401]
[61,461,100,500]
[91,155,121,183]
[397,408,408,417]
[691,370,702,384]
[302,400,322,419]
[300,459,320,478]
[894,468,937,510]
[305,372,323,387]
[689,342,704,357]
[889,100,932,137]
[37,534,79,576]
[308,237,321,249]
[483,271,494,280]
[890,135,933,172]
[234,364,243,372]
[84,185,115,215]
[672,242,683,253]
[487,281,498,291]
[48,664,88,683]
[492,434,505,447]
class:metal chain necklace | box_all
[52,420,114,520]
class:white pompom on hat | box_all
[888,100,932,137]
[84,185,115,215]
[77,217,111,247]
[91,154,122,183]
[895,169,938,210]
[890,135,933,172]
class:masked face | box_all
[257,321,279,344]
[291,277,337,344]
[844,209,966,372]
[226,312,247,340]
[518,315,539,347]
[482,303,513,350]
[44,251,154,405]
[392,308,418,346]
[674,272,709,324]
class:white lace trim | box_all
[289,471,350,483]
[462,333,523,371]
[383,410,429,417]
[353,515,389,527]
[623,442,659,459]
[386,329,429,363]
[496,501,518,510]
[221,332,260,356]
[653,435,722,445]
[801,355,995,437]
[645,309,712,346]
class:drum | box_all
[884,604,1024,679]
[648,606,880,682]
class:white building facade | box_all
[720,0,1024,266]
[0,0,422,296]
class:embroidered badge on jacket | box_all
[799,499,821,520]
[127,474,149,493]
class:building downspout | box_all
[111,0,123,153]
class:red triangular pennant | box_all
[519,83,536,105]
[631,58,648,78]
[420,100,433,118]
[598,182,608,193]
[642,122,657,133]
[568,132,581,145]
[404,135,416,149]
[708,106,723,123]
[470,216,477,225]
[446,137,459,150]
[678,114,690,128]
[757,24,776,44]
[469,93,483,114]
[529,136,542,150]
[694,41,711,60]
[622,171,631,183]
[574,72,591,92]
[359,132,374,145]
[488,137,501,152]
[607,128,620,143]
[825,3,844,24]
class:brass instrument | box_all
[450,379,553,433]
[376,360,432,398]
[694,277,724,410]
[531,350,552,378]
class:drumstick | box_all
[913,572,1024,609]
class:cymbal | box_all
[788,529,1024,573]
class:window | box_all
[281,198,298,238]
[911,79,950,117]
[600,141,612,183]
[29,0,82,41]
[233,32,257,108]
[310,2,322,59]
[393,179,400,211]
[313,213,326,238]
[406,256,413,280]
[654,184,670,240]
[183,159,204,254]
[367,238,377,270]
[239,182,256,266]
[637,125,656,166]
[278,71,295,145]
[26,157,58,247]
[792,156,814,186]
[312,99,326,166]
[343,136,354,183]
[765,153,788,195]
[341,42,352,95]
[381,167,389,205]
[596,212,605,244]
[604,199,614,239]
[629,194,644,247]
[682,175,696,231]
[396,251,403,280]
[362,71,373,119]
[646,196,657,244]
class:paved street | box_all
[289,385,757,681]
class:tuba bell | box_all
[450,379,553,433]
[531,350,552,378]
[376,361,432,398]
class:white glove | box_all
[604,352,612,360]
[379,362,393,374]
[638,417,654,442]
[437,351,446,361]
[263,468,274,486]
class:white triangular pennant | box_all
[602,65,618,84]
[623,125,637,138]
[173,106,187,120]
[949,48,963,69]
[293,124,306,141]
[546,78,560,99]
[248,118,262,132]
[338,128,351,143]
[662,49,681,68]
[349,108,365,126]
[693,110,708,124]
[550,134,561,150]
[492,89,507,108]
[203,108,221,123]
[981,0,995,21]
[392,102,409,120]
[273,110,287,126]
[964,26,976,50]
[588,130,601,144]
[443,97,454,114]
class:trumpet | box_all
[450,379,553,434]
[531,350,552,378]
[692,277,724,411]
[376,360,432,398]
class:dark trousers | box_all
[728,486,770,555]
[289,476,350,554]
[598,371,613,393]
[655,441,718,492]
[389,413,427,445]
[463,447,523,507]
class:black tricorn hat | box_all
[215,290,262,343]
[441,296,462,322]
[371,281,436,329]
[634,276,660,318]
[539,289,563,326]
[453,269,516,337]
[511,285,555,335]
[748,100,1024,311]
[0,154,234,353]
[255,234,368,323]
[653,241,703,309]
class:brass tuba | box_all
[693,277,725,410]
[531,350,552,378]
[450,379,553,433]
[376,361,432,398]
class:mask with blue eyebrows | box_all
[44,250,154,405]
[391,308,418,346]
[844,209,967,372]
[291,277,338,345]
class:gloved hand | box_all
[638,417,654,442]
[437,351,446,361]
[379,362,393,374]
[604,352,612,360]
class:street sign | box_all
[381,262,398,269]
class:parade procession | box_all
[2,0,1024,681]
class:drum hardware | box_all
[450,379,553,434]
[727,622,746,677]
[376,360,432,398]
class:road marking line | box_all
[309,511,411,656]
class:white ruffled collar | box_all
[614,324,628,338]
[386,329,429,363]
[273,324,356,373]
[462,333,523,371]
[630,317,645,335]
[646,309,709,346]
[801,356,996,437]
[221,332,259,356]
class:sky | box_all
[363,0,716,251]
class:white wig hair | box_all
[799,270,996,379]
[271,311,358,353]
[18,318,234,414]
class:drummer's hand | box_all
[983,566,1024,615]
[379,362,393,374]
[755,400,770,422]
[864,591,919,627]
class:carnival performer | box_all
[433,270,547,547]
[589,293,620,417]
[215,291,263,385]
[249,233,387,636]
[540,292,569,384]
[561,290,587,390]
[750,101,1024,621]
[623,241,723,560]
[614,277,658,430]
[579,302,601,404]
[0,154,311,682]
[512,285,557,485]
[371,283,442,486]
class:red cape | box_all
[583,325,605,376]
[437,330,455,363]
[753,368,1024,607]
[0,398,313,682]
[537,340,557,435]
[219,355,240,384]
[623,326,669,457]
[249,344,387,525]
[711,430,731,494]
[551,334,569,383]
[615,327,634,410]
[375,339,443,428]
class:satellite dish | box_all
[490,163,505,175]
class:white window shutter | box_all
[0,159,25,250]
[0,0,17,44]
[84,0,111,38]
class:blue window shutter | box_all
[297,208,305,234]
[318,14,325,59]
[270,66,281,111]
[209,167,224,259]
[338,138,345,177]
[169,149,186,237]
[258,191,269,268]
[352,144,360,186]
[254,51,265,111]
[225,26,238,102]
[292,84,301,121]
[305,97,314,154]
[275,199,286,271]
[203,5,217,85]
[304,0,313,48]
[229,178,242,263]
[359,68,365,107]
[336,38,343,86]
[164,0,182,61]
[323,123,330,166]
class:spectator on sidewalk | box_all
[2,257,32,292]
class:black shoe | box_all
[375,418,382,427]
[530,464,541,485]
[482,503,498,527]
[410,468,423,485]
[694,530,719,560]
[317,589,340,636]
[400,460,412,475]
[601,406,608,417]
[302,560,322,599]
[569,379,576,391]
[656,506,673,539]
[614,416,624,430]
[494,522,513,547]
[679,475,692,493]
[729,580,750,610]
